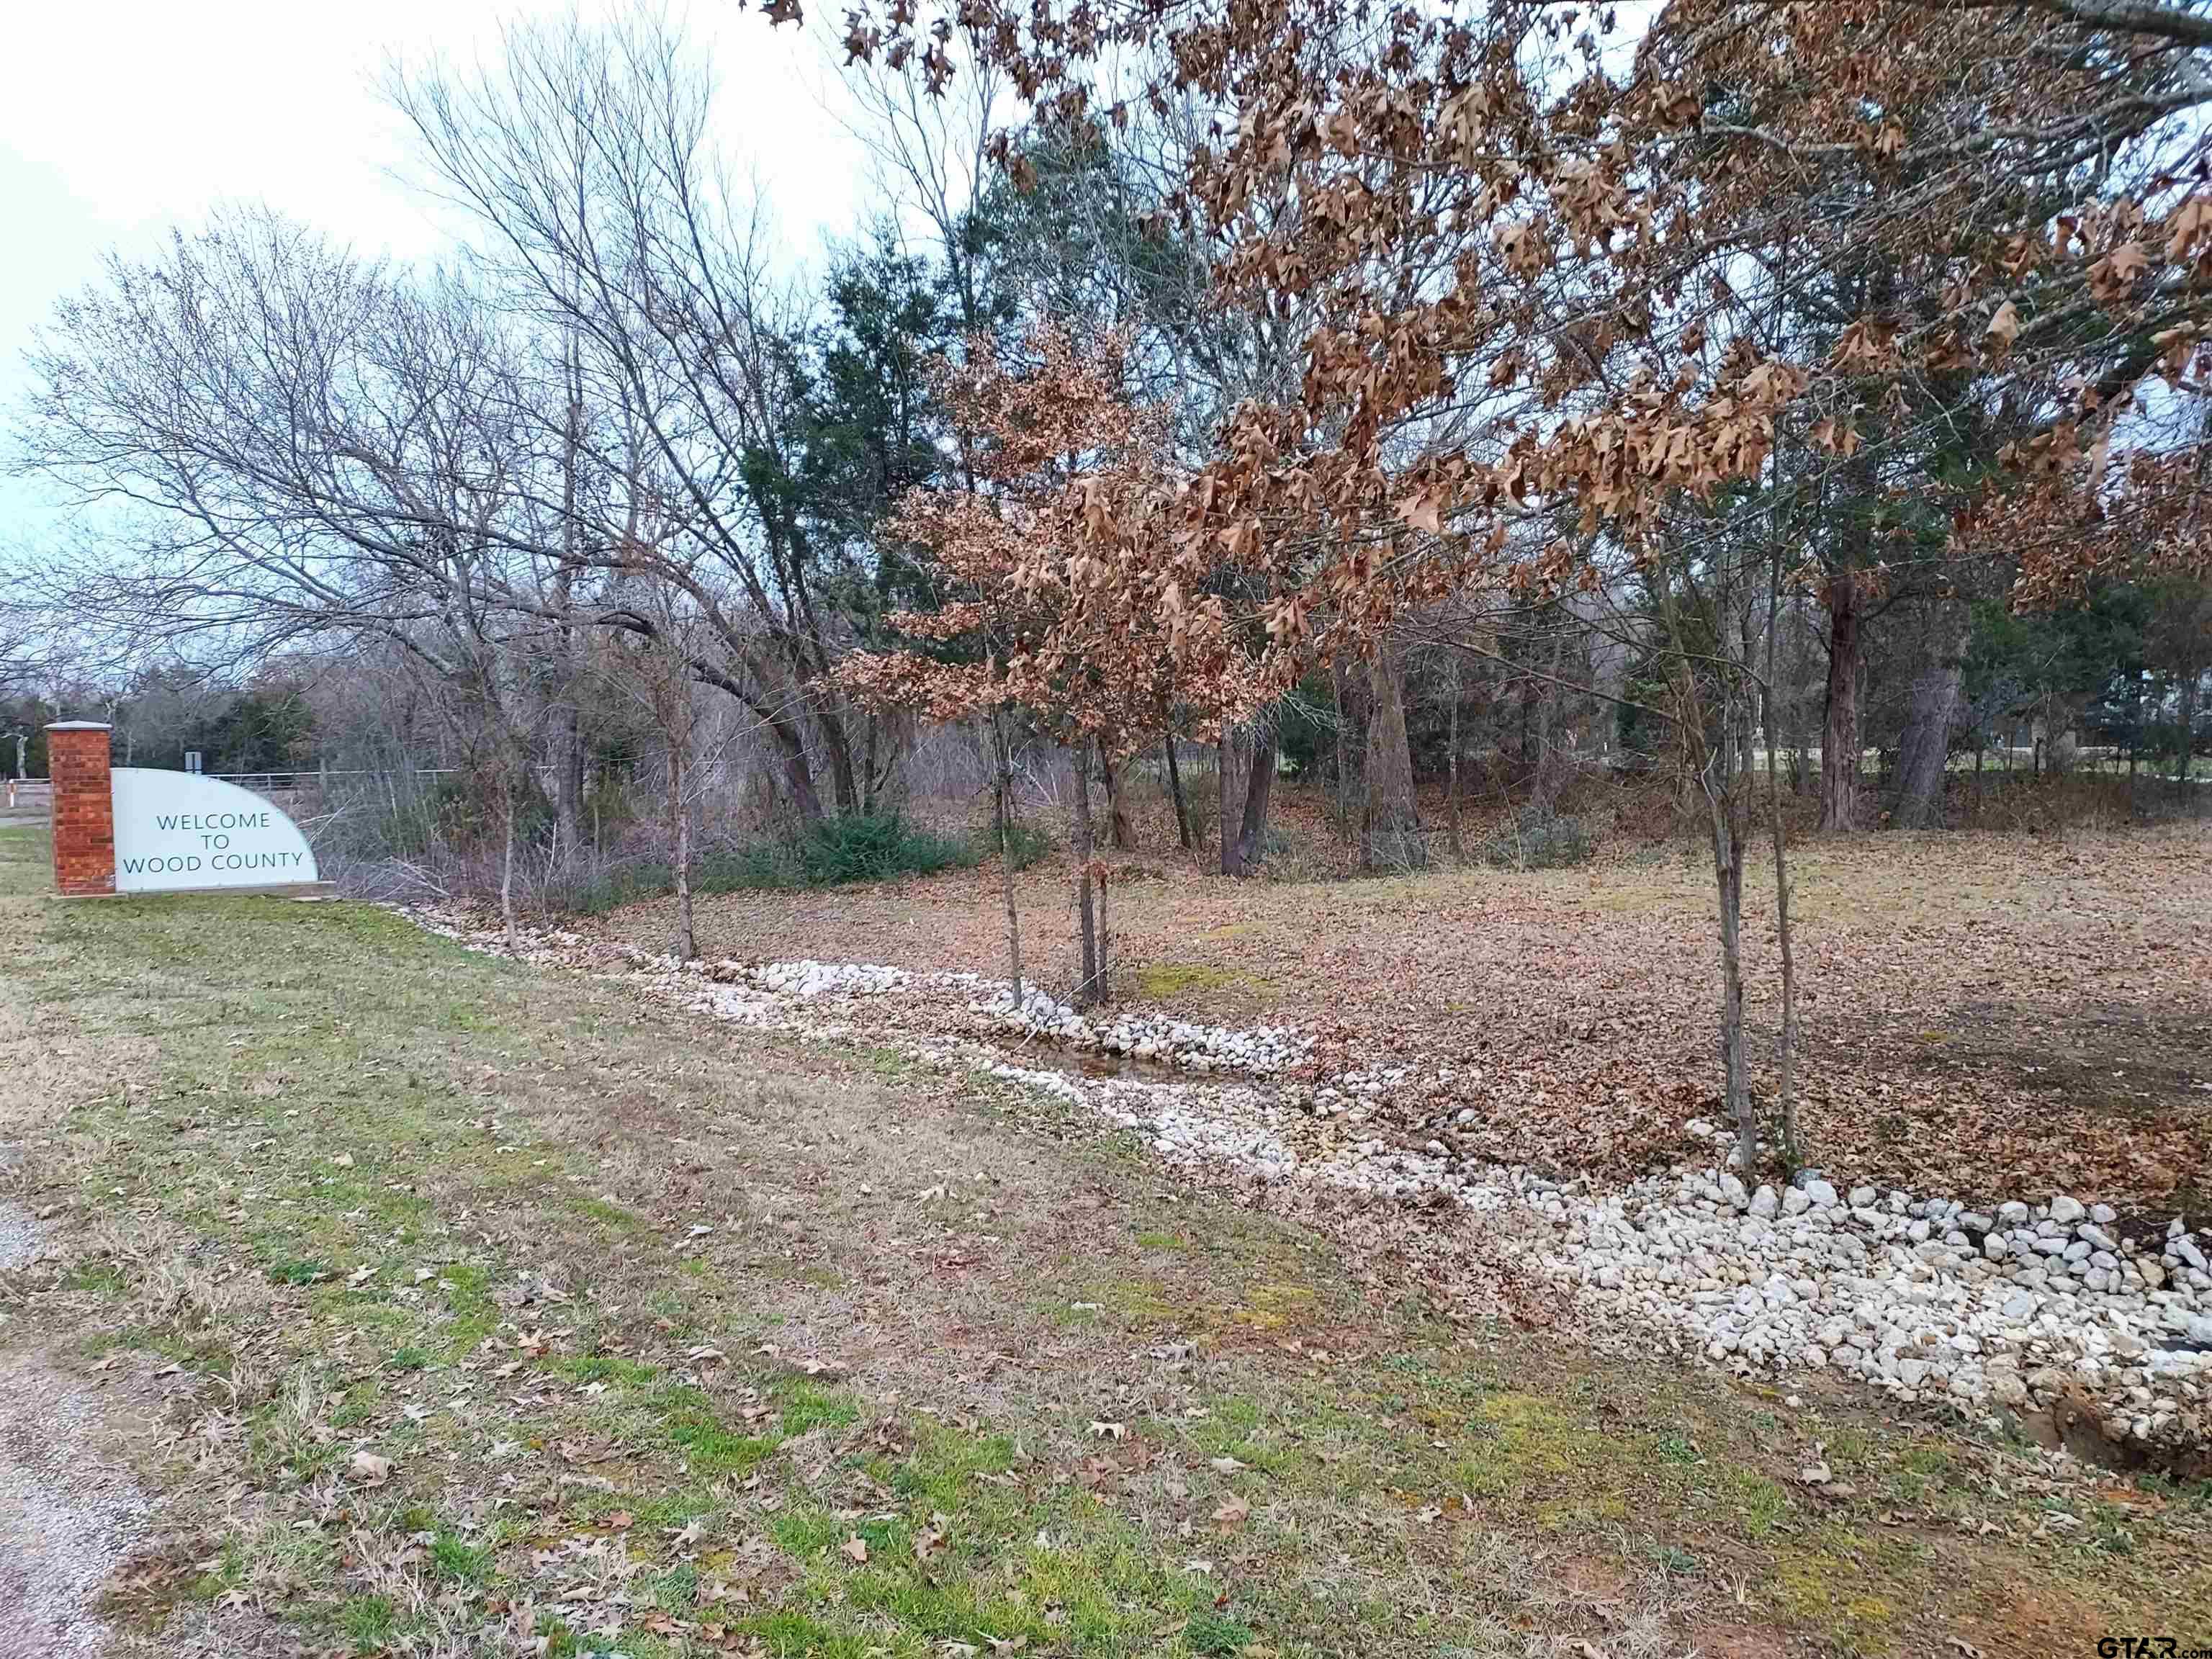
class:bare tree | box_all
[385,12,891,824]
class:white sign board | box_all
[111,768,319,891]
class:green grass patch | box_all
[778,1380,859,1437]
[431,1529,491,1583]
[341,1593,396,1647]
[1134,961,1242,999]
[557,1352,658,1388]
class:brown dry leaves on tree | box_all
[840,325,1279,752]
[790,0,2212,645]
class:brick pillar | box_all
[46,721,116,896]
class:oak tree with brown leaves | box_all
[844,326,1275,1002]
[785,0,2212,1166]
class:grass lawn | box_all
[1,822,2206,1657]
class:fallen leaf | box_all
[348,1449,394,1486]
[1211,1495,1251,1532]
[841,1534,869,1563]
[1986,300,2021,351]
[914,1511,950,1561]
[1088,1420,1127,1441]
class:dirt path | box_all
[0,1195,151,1659]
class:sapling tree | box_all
[844,325,1274,1003]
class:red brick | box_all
[45,723,114,896]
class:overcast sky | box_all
[0,1,874,544]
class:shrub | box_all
[796,813,973,885]
[557,860,675,914]
[546,814,975,916]
[1480,806,1593,869]
[696,842,798,892]
[977,814,1054,872]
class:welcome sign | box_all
[112,768,318,890]
[46,721,325,897]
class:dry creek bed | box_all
[411,910,2212,1476]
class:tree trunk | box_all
[1218,729,1243,877]
[1709,773,1752,1169]
[1332,661,1355,842]
[817,703,862,818]
[500,778,519,953]
[1763,552,1802,1166]
[551,334,585,869]
[1362,646,1425,870]
[1518,669,1535,777]
[1445,653,1463,858]
[549,700,583,869]
[1072,735,1103,1005]
[1096,865,1110,1010]
[1164,733,1192,851]
[988,714,1025,1006]
[1233,720,1277,874]
[1102,752,1135,849]
[768,714,827,827]
[2128,678,2141,792]
[1892,606,1969,831]
[1532,633,1565,813]
[2178,671,2200,791]
[1818,577,1861,830]
[671,742,696,961]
